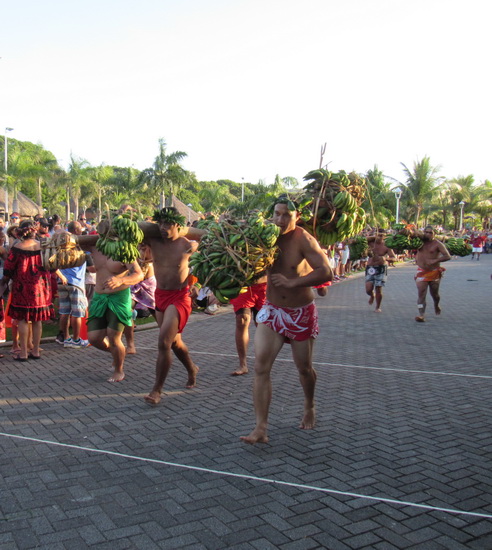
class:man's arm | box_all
[435,240,452,263]
[138,221,206,242]
[103,260,144,290]
[271,233,332,289]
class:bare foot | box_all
[415,316,425,322]
[186,364,199,388]
[435,305,441,315]
[126,346,137,355]
[375,308,382,313]
[231,367,248,376]
[108,371,125,382]
[368,294,375,305]
[240,429,269,445]
[300,407,316,429]
[144,391,161,405]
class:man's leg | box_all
[374,284,383,312]
[416,281,428,321]
[231,308,251,375]
[172,333,199,388]
[144,307,180,405]
[428,281,442,315]
[123,323,136,353]
[106,327,126,382]
[241,323,285,444]
[291,338,316,429]
[365,281,375,304]
[60,313,70,339]
[70,316,82,341]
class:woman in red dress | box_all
[0,220,54,360]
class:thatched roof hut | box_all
[0,189,43,218]
[169,196,201,225]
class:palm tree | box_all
[67,154,90,221]
[363,166,394,228]
[401,157,441,226]
[141,138,188,208]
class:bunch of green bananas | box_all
[445,237,472,257]
[189,212,280,303]
[408,237,424,250]
[96,213,144,263]
[302,169,367,245]
[348,236,369,260]
[384,233,410,253]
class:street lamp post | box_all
[3,127,13,221]
[187,203,192,225]
[459,201,465,231]
[392,187,402,224]
[241,178,245,203]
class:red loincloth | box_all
[155,287,192,333]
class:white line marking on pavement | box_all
[186,351,492,380]
[1,431,491,520]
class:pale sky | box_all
[1,0,491,187]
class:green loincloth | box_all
[88,288,133,327]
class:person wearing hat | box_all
[9,212,20,226]
[36,218,51,244]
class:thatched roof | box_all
[170,196,201,224]
[0,189,43,218]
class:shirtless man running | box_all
[78,234,144,382]
[365,230,396,313]
[241,197,332,445]
[414,225,451,322]
[140,208,204,405]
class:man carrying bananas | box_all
[77,233,144,382]
[241,196,332,445]
[414,225,451,322]
[365,229,396,313]
[139,207,205,405]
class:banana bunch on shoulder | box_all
[445,237,472,257]
[96,213,144,263]
[348,236,369,261]
[302,169,367,246]
[189,212,280,304]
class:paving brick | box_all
[1,258,492,548]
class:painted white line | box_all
[185,351,492,380]
[1,431,491,520]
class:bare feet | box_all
[186,364,199,388]
[126,346,137,355]
[300,407,316,429]
[375,308,382,313]
[435,305,441,315]
[415,316,425,322]
[144,391,161,405]
[368,294,375,305]
[231,367,248,376]
[108,371,125,382]
[240,429,269,445]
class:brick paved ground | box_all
[0,254,491,549]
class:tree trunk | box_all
[37,177,43,207]
[66,186,71,222]
[98,188,102,222]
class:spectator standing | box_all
[0,220,54,360]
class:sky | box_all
[1,0,491,187]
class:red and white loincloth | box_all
[256,300,319,341]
